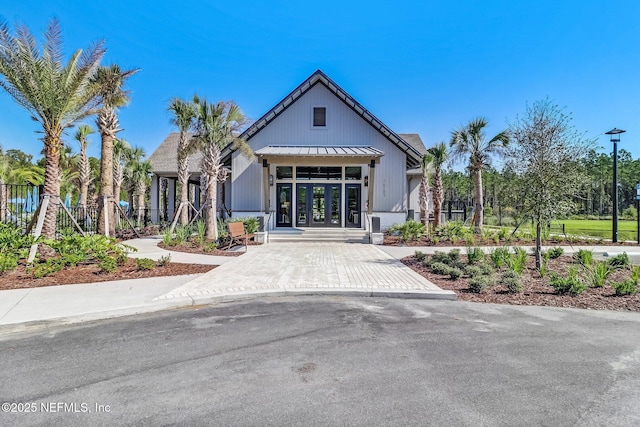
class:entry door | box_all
[345,184,361,228]
[276,183,292,227]
[297,184,341,227]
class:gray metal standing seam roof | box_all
[254,145,384,157]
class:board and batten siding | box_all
[231,83,407,212]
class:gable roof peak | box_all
[237,70,423,167]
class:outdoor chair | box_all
[224,222,255,251]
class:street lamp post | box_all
[605,128,626,243]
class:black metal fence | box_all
[1,183,157,236]
[0,183,36,229]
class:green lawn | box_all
[550,219,638,241]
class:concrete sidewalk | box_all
[0,239,455,333]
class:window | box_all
[313,107,326,127]
[296,166,342,180]
[345,166,362,180]
[276,166,293,180]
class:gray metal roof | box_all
[148,132,203,176]
[255,145,384,157]
[400,133,429,175]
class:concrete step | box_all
[268,228,369,243]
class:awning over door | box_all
[255,145,383,165]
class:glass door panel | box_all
[312,186,325,225]
[330,185,340,225]
[297,185,307,226]
[276,184,292,227]
[346,184,361,228]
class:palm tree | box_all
[427,142,448,228]
[418,153,433,236]
[192,96,252,241]
[168,97,197,226]
[74,124,94,214]
[112,138,131,207]
[124,146,145,214]
[92,64,139,236]
[127,154,153,225]
[0,19,104,238]
[450,118,509,233]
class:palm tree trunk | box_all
[205,178,217,241]
[136,184,146,225]
[472,168,483,233]
[419,175,428,226]
[42,135,62,238]
[0,178,7,222]
[178,158,190,226]
[97,109,116,236]
[433,172,443,228]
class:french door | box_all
[296,184,341,227]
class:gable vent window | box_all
[313,107,326,127]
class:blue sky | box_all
[1,1,639,166]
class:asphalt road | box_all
[2,297,640,426]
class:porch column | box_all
[167,178,176,221]
[368,160,375,214]
[150,175,159,223]
[262,159,270,213]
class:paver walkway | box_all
[157,242,455,301]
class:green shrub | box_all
[389,220,426,242]
[489,247,511,268]
[632,266,640,283]
[501,269,523,293]
[448,267,463,280]
[588,261,611,288]
[622,205,637,220]
[573,249,594,267]
[32,258,65,278]
[430,251,450,264]
[547,247,564,259]
[158,254,171,267]
[477,262,495,276]
[174,225,191,244]
[448,249,461,263]
[136,258,156,270]
[612,279,638,296]
[203,242,218,253]
[608,252,630,269]
[549,267,586,295]
[464,234,475,246]
[464,265,484,278]
[414,251,427,262]
[507,247,528,274]
[162,228,174,246]
[430,262,451,275]
[98,256,118,273]
[233,216,260,234]
[0,222,36,260]
[434,221,465,240]
[468,276,490,293]
[466,247,484,265]
[195,220,206,245]
[503,276,523,293]
[0,253,19,273]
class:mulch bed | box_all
[0,259,215,291]
[402,255,640,312]
[157,241,255,256]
